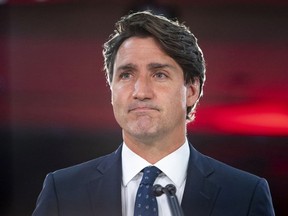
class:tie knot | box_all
[140,166,161,185]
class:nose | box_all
[132,74,153,101]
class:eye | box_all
[119,72,132,80]
[153,72,168,80]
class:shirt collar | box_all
[122,143,151,187]
[121,139,190,188]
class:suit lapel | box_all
[181,144,220,216]
[84,143,220,216]
[87,146,123,216]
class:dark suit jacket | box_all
[32,144,275,216]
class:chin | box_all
[126,127,158,139]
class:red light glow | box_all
[189,102,288,136]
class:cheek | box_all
[166,88,187,111]
[111,86,126,108]
[110,83,120,101]
[110,86,118,106]
[111,91,119,107]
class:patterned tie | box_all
[134,166,161,216]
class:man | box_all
[32,11,275,216]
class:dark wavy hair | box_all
[103,11,206,121]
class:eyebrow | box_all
[116,63,136,72]
[147,63,176,70]
[116,62,176,72]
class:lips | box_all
[128,103,159,112]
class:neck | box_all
[123,131,186,164]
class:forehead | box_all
[117,36,164,55]
[114,36,173,66]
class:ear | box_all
[186,78,200,107]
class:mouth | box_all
[130,107,156,112]
[128,104,159,113]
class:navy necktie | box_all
[134,166,161,216]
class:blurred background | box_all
[0,0,287,215]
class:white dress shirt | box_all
[121,139,190,216]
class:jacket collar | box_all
[87,145,123,216]
[181,144,220,216]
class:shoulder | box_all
[190,144,263,187]
[190,146,275,215]
[209,154,258,180]
[48,146,122,186]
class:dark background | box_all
[0,0,287,215]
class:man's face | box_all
[110,37,199,143]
